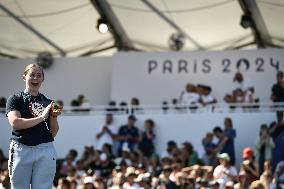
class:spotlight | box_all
[97,18,108,33]
[168,32,185,51]
[36,51,53,69]
[240,15,252,29]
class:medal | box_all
[52,102,60,112]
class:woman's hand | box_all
[41,102,53,120]
[49,101,62,137]
[50,101,63,118]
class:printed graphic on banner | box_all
[111,49,284,104]
[147,57,279,74]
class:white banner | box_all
[111,49,284,104]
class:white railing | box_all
[1,102,283,115]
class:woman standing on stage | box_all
[6,63,62,189]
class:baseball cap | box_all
[242,147,253,159]
[217,153,231,162]
[83,176,93,184]
[125,166,136,177]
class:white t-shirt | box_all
[96,123,118,150]
[179,91,200,106]
[201,94,215,104]
[234,79,253,92]
[213,164,238,183]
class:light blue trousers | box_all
[8,140,57,189]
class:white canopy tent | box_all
[0,0,283,59]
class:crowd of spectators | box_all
[1,113,283,189]
[6,114,284,189]
[55,111,282,189]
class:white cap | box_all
[83,176,93,184]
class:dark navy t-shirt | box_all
[118,125,139,142]
[6,91,54,146]
[272,82,284,102]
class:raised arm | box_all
[7,103,52,130]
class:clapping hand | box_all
[50,101,63,118]
[41,103,53,120]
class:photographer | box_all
[255,124,275,174]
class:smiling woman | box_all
[5,63,62,189]
[23,64,45,94]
